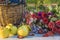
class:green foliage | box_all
[26,0,36,3]
[26,0,60,12]
[26,6,35,11]
[26,0,60,4]
[43,0,60,4]
[39,5,45,11]
[43,0,51,4]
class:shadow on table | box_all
[10,34,60,38]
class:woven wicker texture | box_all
[0,5,24,26]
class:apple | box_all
[10,26,17,35]
[6,24,17,37]
[0,27,10,38]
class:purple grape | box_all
[38,12,42,16]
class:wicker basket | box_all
[0,5,24,26]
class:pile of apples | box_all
[0,24,17,38]
[0,23,31,39]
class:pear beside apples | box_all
[17,24,31,38]
[6,24,17,37]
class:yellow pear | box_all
[18,24,31,37]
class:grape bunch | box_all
[31,24,43,34]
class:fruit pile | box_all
[0,23,31,39]
[0,24,17,38]
[0,10,60,38]
[0,4,60,39]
